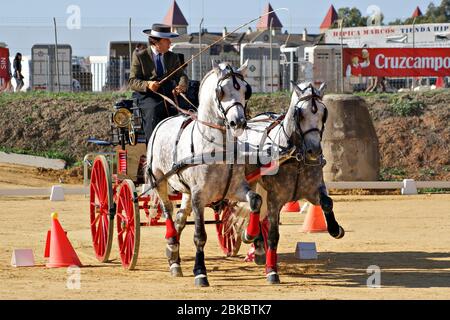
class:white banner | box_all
[325,23,450,48]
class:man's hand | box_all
[147,81,160,92]
[174,84,187,95]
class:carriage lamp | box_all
[113,108,132,128]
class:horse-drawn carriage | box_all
[87,61,344,285]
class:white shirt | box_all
[150,46,166,73]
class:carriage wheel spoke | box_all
[116,212,126,222]
[91,213,101,227]
[127,233,133,263]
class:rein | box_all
[245,92,327,167]
[155,91,226,132]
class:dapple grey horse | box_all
[145,61,263,287]
[241,82,345,284]
[174,82,345,284]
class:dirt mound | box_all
[0,90,449,182]
[0,92,125,163]
[363,90,450,181]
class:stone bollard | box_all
[322,94,380,182]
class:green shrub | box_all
[390,97,425,116]
[380,167,407,181]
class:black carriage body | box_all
[109,80,200,184]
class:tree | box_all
[337,7,368,28]
[331,6,384,28]
[389,0,449,25]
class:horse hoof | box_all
[334,226,345,239]
[194,275,210,287]
[170,264,183,277]
[267,273,281,285]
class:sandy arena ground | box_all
[1,164,450,300]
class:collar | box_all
[150,46,163,58]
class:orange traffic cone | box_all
[281,201,300,212]
[46,212,82,268]
[302,205,327,233]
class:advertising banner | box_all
[343,48,450,77]
[326,23,450,48]
[0,48,11,91]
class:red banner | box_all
[343,48,450,77]
[0,48,11,91]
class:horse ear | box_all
[212,60,219,70]
[318,82,327,98]
[291,81,303,97]
[237,59,249,77]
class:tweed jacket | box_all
[128,47,188,93]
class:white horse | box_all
[145,61,263,287]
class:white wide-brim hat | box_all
[143,23,179,39]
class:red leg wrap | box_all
[246,212,260,238]
[266,248,278,272]
[165,219,178,239]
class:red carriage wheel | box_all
[140,191,164,226]
[90,155,114,262]
[215,203,242,257]
[116,179,140,270]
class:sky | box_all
[0,0,439,56]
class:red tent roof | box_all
[256,3,283,29]
[163,0,188,26]
[412,6,423,18]
[320,5,338,30]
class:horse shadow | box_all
[277,251,450,288]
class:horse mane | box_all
[198,69,217,96]
[198,62,240,96]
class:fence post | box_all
[119,56,124,89]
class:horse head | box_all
[199,60,251,137]
[289,81,328,163]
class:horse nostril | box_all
[230,121,237,128]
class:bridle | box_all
[214,65,251,128]
[293,92,328,141]
[282,84,328,166]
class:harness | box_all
[245,86,328,201]
[143,65,249,205]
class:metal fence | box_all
[347,76,449,93]
[71,57,130,92]
[27,54,450,94]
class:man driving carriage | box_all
[128,23,189,142]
